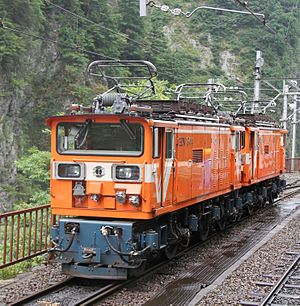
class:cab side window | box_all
[165,130,174,159]
[235,132,240,152]
[153,127,161,158]
[240,131,245,149]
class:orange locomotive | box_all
[49,61,287,279]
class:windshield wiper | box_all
[120,119,136,140]
[74,120,92,149]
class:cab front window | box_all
[57,121,144,156]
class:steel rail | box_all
[274,188,300,204]
[74,282,123,306]
[9,223,219,306]
[259,253,300,306]
[11,277,75,305]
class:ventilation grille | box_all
[193,149,203,163]
[264,145,269,154]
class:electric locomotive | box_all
[49,61,287,279]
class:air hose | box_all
[48,227,77,253]
[100,226,150,263]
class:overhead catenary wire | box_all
[0,18,192,83]
[234,0,299,81]
[233,0,277,34]
[45,0,187,70]
[0,22,119,61]
[45,0,150,52]
[45,1,195,81]
[47,0,286,84]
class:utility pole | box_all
[282,81,289,130]
[291,90,298,171]
[252,50,264,114]
[140,0,148,16]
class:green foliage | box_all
[0,0,45,71]
[0,0,299,199]
[0,21,26,67]
[0,255,45,279]
[14,147,50,207]
[0,0,298,117]
[0,0,298,276]
[126,79,173,100]
[118,0,145,59]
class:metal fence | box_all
[286,158,300,172]
[0,204,52,269]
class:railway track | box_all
[9,250,183,305]
[274,187,300,203]
[11,188,300,306]
[260,252,300,306]
[241,243,300,306]
[9,225,227,306]
[10,277,124,306]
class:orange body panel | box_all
[241,127,286,187]
[48,114,287,220]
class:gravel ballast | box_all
[193,204,300,306]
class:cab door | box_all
[251,130,258,179]
[251,131,259,179]
[161,128,175,207]
[230,129,243,188]
[152,127,163,208]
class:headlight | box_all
[58,164,81,178]
[54,162,85,180]
[114,165,141,181]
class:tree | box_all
[117,0,146,60]
[15,147,50,207]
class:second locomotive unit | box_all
[49,61,287,279]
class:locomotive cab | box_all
[48,115,157,219]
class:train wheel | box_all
[164,243,178,259]
[236,209,243,221]
[198,219,209,241]
[229,214,236,223]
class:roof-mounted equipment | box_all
[87,60,158,114]
[210,88,248,115]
